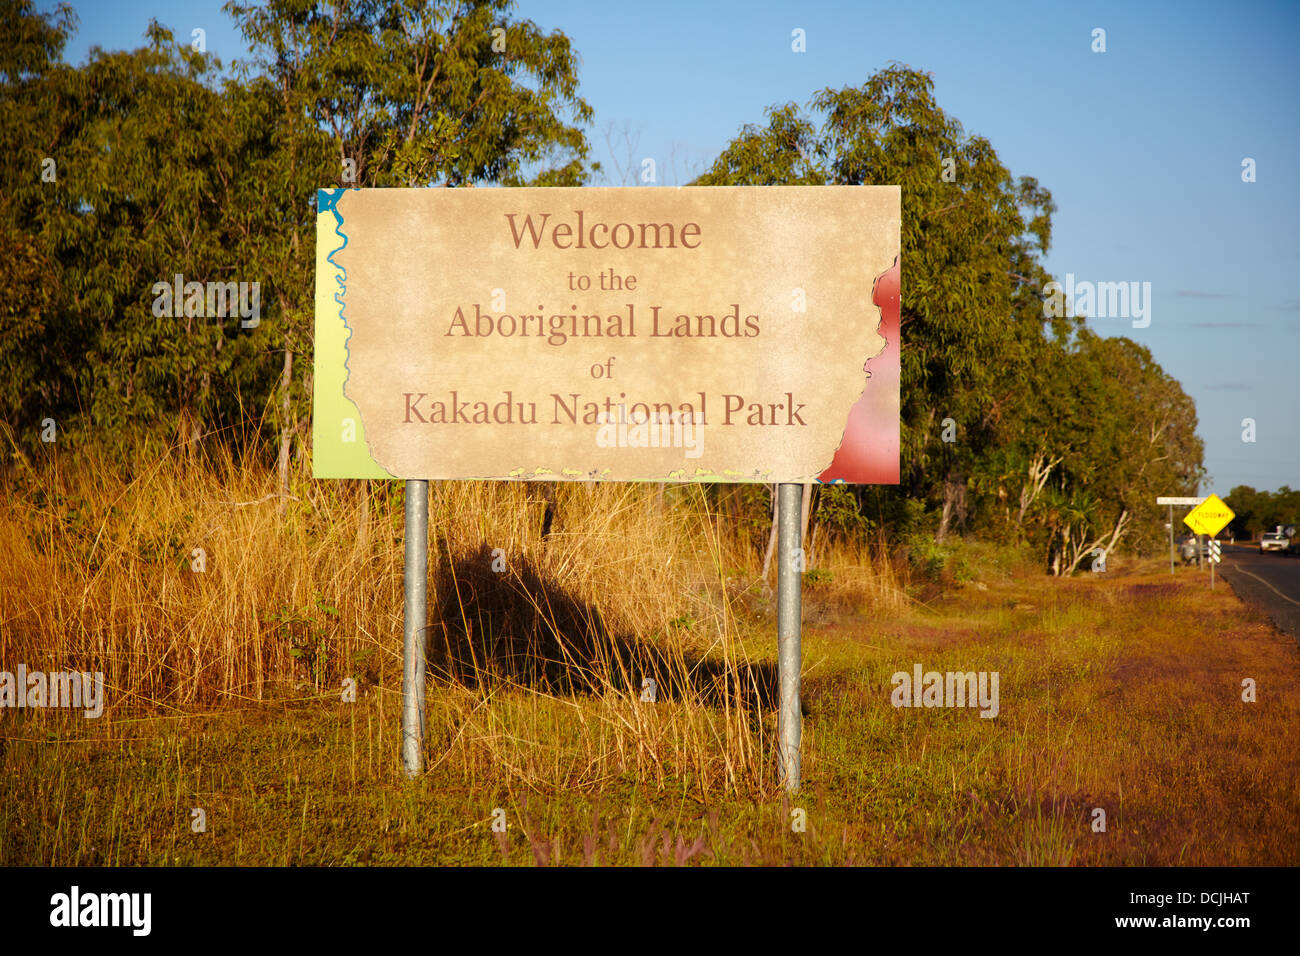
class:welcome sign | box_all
[313,185,899,483]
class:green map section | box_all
[313,191,393,480]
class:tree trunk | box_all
[1048,534,1063,576]
[760,484,778,586]
[1018,452,1062,530]
[540,482,558,539]
[1064,508,1130,575]
[277,347,293,519]
[183,410,201,465]
[936,471,966,543]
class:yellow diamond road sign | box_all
[1184,493,1235,538]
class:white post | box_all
[1168,504,1174,574]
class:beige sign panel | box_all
[315,185,900,483]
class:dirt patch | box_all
[1124,582,1182,601]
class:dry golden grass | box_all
[1,430,900,797]
[2,431,1297,865]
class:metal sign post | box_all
[1168,504,1174,574]
[402,479,429,778]
[777,483,803,792]
[1183,495,1235,591]
[1156,497,1207,574]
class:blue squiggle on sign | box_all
[318,188,355,386]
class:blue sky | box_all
[44,0,1300,495]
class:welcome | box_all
[504,211,702,250]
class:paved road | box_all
[1216,544,1300,641]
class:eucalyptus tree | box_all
[695,65,1060,541]
[695,64,1205,570]
[222,0,596,505]
[0,3,257,452]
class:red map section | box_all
[818,255,900,484]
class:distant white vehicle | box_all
[1260,532,1288,554]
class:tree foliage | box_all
[1225,486,1300,539]
[695,64,1204,571]
[1,5,1205,574]
[0,0,595,460]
